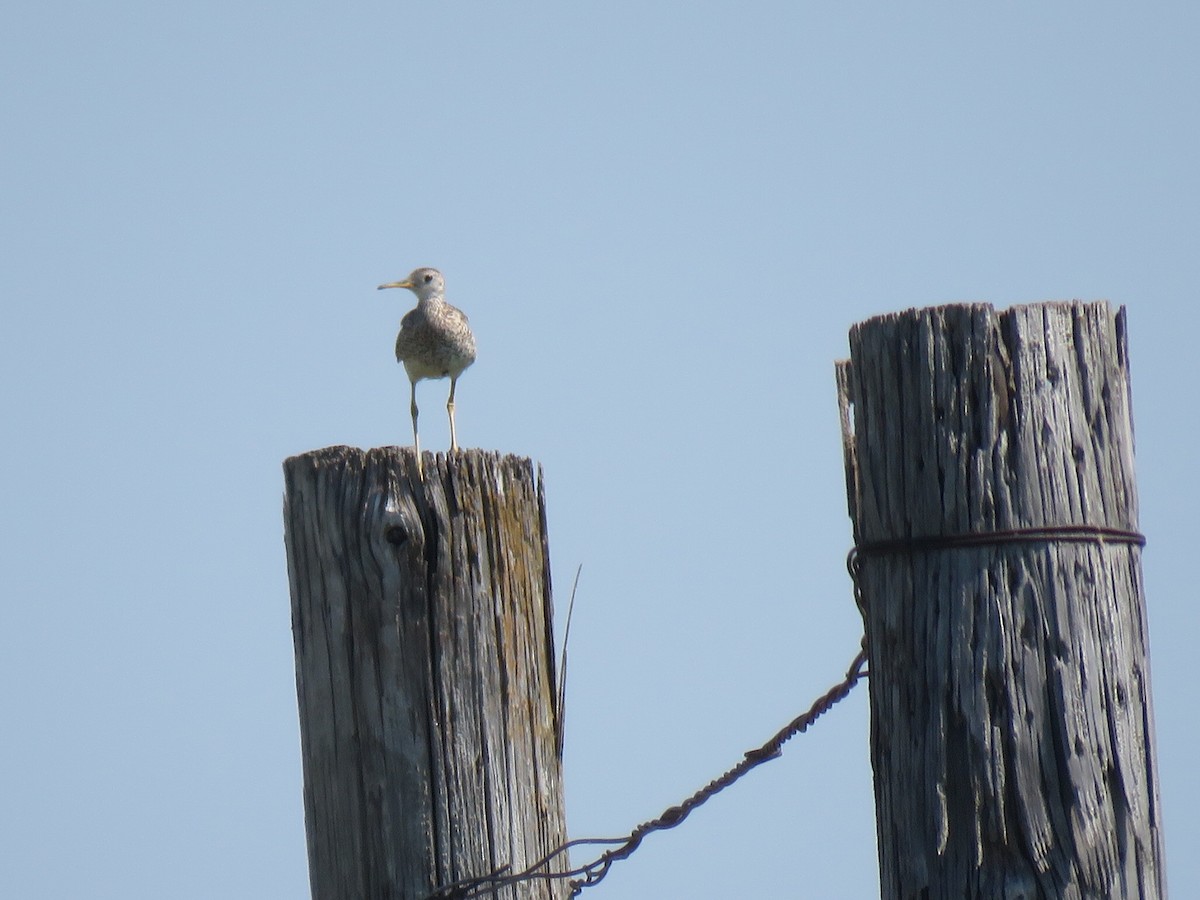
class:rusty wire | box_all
[850,524,1146,561]
[424,645,869,900]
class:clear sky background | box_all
[3,3,1197,898]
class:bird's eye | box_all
[423,273,433,283]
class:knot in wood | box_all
[380,508,418,547]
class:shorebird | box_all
[377,267,477,475]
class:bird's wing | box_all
[399,307,424,329]
[395,308,422,361]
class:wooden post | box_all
[836,303,1166,899]
[282,446,569,900]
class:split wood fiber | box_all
[837,302,1165,899]
[283,447,569,900]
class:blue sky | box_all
[2,3,1197,897]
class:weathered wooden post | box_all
[282,446,569,900]
[837,302,1165,898]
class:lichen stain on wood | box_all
[837,302,1165,899]
[283,446,569,900]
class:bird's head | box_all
[377,267,445,300]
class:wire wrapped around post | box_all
[836,302,1166,900]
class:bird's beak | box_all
[377,280,413,291]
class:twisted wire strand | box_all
[428,525,1142,900]
[425,647,869,900]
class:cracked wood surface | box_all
[838,302,1165,899]
[283,447,568,900]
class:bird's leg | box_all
[410,380,422,477]
[447,376,459,452]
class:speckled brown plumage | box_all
[377,267,476,474]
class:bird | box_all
[377,267,477,476]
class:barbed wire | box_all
[424,644,869,900]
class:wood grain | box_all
[283,447,569,900]
[838,302,1165,899]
